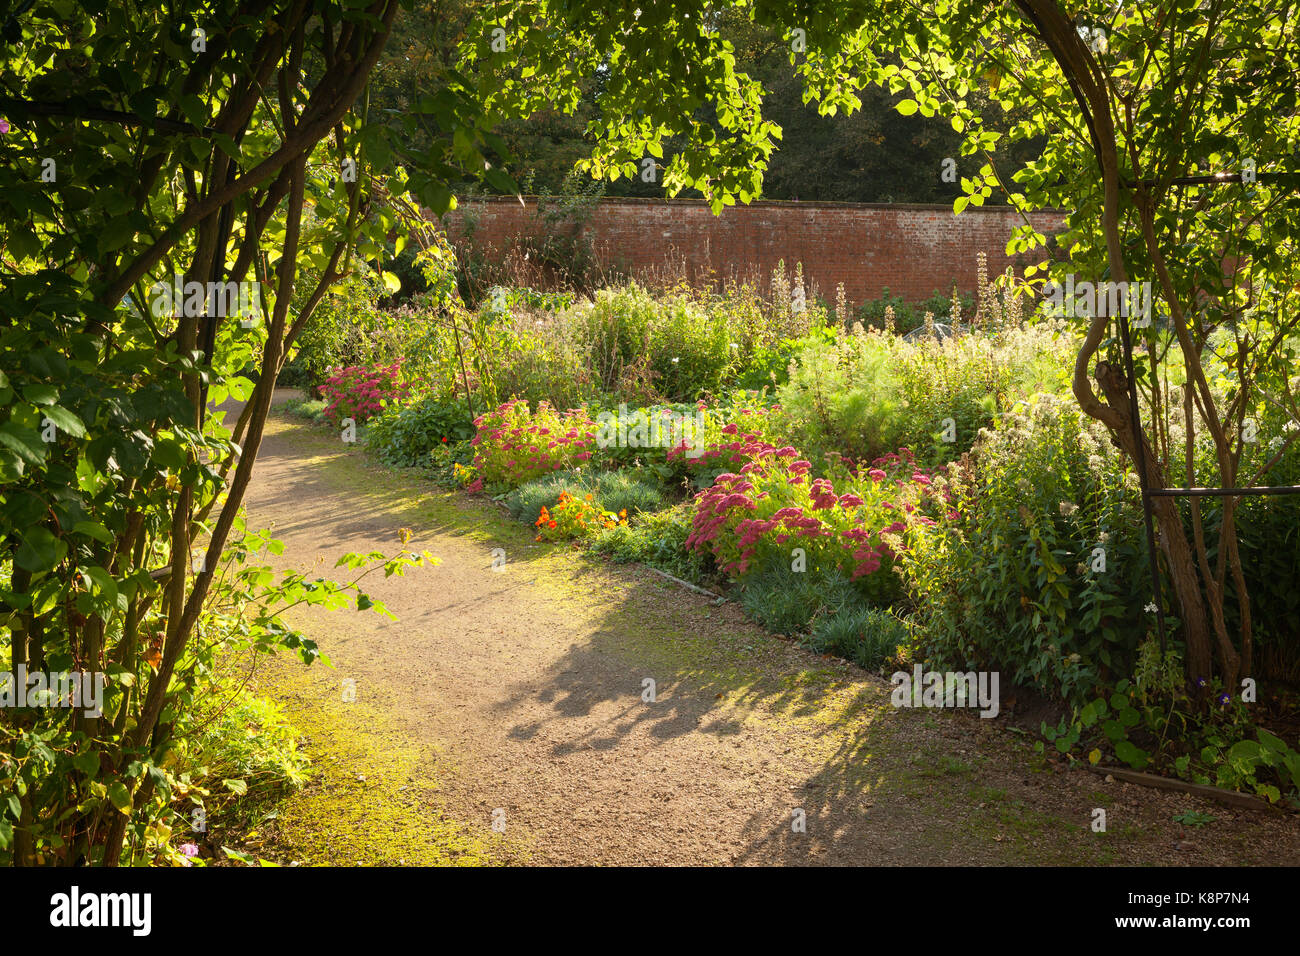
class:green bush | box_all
[282,269,416,389]
[737,564,858,636]
[899,393,1151,704]
[480,308,603,411]
[590,502,712,584]
[776,320,1074,467]
[181,685,311,835]
[808,606,911,670]
[775,332,905,468]
[366,395,476,468]
[573,283,740,402]
[283,397,328,424]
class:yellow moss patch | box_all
[250,655,521,866]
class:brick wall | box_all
[438,196,1067,306]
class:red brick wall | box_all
[438,196,1066,306]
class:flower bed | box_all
[535,491,628,541]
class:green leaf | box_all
[896,98,919,115]
[73,520,114,544]
[107,781,133,815]
[15,527,65,573]
[1114,740,1149,769]
[73,751,100,778]
[0,423,46,465]
[223,778,248,796]
[22,384,58,406]
[40,405,86,438]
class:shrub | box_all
[479,306,603,411]
[808,606,911,670]
[283,269,421,389]
[685,442,948,607]
[283,397,328,424]
[573,283,739,402]
[737,564,858,635]
[319,362,406,426]
[775,332,905,468]
[468,400,599,489]
[366,395,476,468]
[590,502,712,584]
[776,320,1074,467]
[899,394,1150,704]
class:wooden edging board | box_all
[1085,764,1274,811]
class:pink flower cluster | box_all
[470,400,599,487]
[665,403,782,468]
[320,362,406,426]
[685,442,950,598]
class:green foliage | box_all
[178,684,311,844]
[590,502,711,585]
[505,469,667,524]
[807,605,910,671]
[901,394,1151,704]
[737,564,857,637]
[1037,661,1300,807]
[367,395,476,468]
[475,306,604,411]
[0,518,435,865]
[574,283,737,402]
[283,398,330,425]
[776,320,1073,468]
[283,270,413,390]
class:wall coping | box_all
[443,195,1069,215]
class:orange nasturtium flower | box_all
[548,520,558,529]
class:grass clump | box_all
[807,605,911,671]
[737,565,858,636]
[590,502,711,584]
[505,468,667,524]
